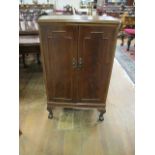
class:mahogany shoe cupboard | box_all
[38,15,120,121]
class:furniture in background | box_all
[96,4,134,17]
[19,19,40,67]
[19,3,53,22]
[106,12,120,18]
[19,20,39,35]
[119,12,135,51]
[19,4,45,67]
[80,0,97,9]
[105,0,134,6]
[19,4,54,11]
[120,14,135,29]
[19,35,40,67]
[38,15,120,121]
[74,8,88,15]
[121,28,135,51]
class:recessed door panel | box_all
[78,26,115,103]
[42,26,78,102]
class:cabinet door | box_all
[78,26,117,103]
[41,25,78,102]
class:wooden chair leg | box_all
[22,53,27,68]
[127,36,134,51]
[36,53,41,64]
[19,129,22,136]
[121,32,125,46]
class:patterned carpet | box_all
[115,39,135,83]
[119,45,135,61]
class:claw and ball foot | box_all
[98,110,106,122]
[48,112,53,119]
[47,106,53,119]
[99,114,104,121]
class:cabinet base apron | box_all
[47,101,106,122]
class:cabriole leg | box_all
[98,109,106,122]
[36,53,41,64]
[22,53,27,68]
[47,106,53,119]
[121,32,125,46]
[127,36,134,51]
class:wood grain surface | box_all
[19,59,135,155]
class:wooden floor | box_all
[19,59,135,155]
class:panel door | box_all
[77,26,117,103]
[40,25,78,102]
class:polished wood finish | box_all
[78,26,117,103]
[42,25,78,102]
[38,15,120,24]
[38,15,120,119]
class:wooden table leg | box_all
[19,129,22,136]
[127,36,134,51]
[22,53,27,68]
[121,32,125,46]
[37,53,41,64]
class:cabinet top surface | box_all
[38,15,120,25]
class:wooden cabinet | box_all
[38,15,120,121]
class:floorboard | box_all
[19,59,135,155]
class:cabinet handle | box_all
[72,58,77,69]
[78,58,83,68]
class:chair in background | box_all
[19,5,43,67]
[19,35,40,67]
[120,12,135,51]
[121,28,135,51]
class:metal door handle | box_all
[78,58,83,68]
[72,58,77,69]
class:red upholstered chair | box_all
[121,28,135,51]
